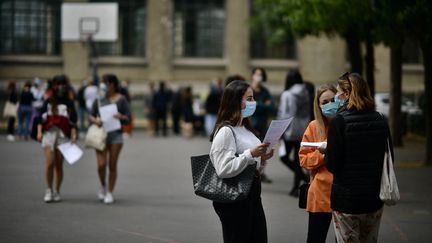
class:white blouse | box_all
[210,126,262,178]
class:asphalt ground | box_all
[0,132,430,243]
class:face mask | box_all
[253,74,263,83]
[321,101,339,118]
[241,101,256,118]
[333,94,345,108]
[99,83,107,98]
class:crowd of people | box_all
[2,68,393,242]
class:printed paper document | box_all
[57,142,83,165]
[263,118,293,153]
[99,104,121,132]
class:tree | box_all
[402,0,432,164]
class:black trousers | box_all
[213,176,267,243]
[7,117,15,135]
[307,212,332,243]
[280,140,309,192]
[154,110,167,136]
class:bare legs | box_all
[95,143,123,193]
[44,146,63,192]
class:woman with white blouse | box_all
[210,80,274,243]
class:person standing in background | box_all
[152,81,172,137]
[120,79,133,138]
[170,86,183,136]
[17,81,34,140]
[144,82,156,136]
[299,84,337,243]
[278,69,310,196]
[5,80,18,141]
[204,77,223,136]
[251,67,275,183]
[76,79,88,131]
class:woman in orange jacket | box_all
[299,84,337,243]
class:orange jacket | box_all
[299,120,333,213]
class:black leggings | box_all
[7,117,15,135]
[307,212,332,243]
[280,140,309,192]
[213,176,267,243]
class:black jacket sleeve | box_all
[325,114,345,175]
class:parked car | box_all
[374,93,423,117]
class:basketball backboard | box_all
[61,3,118,42]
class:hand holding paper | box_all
[57,142,83,165]
[262,118,293,153]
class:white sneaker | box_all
[104,192,114,204]
[53,192,61,202]
[7,135,15,142]
[97,187,106,201]
[44,189,53,203]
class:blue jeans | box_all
[78,107,87,131]
[18,105,32,137]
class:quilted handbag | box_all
[190,126,256,203]
[379,138,400,206]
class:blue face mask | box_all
[241,101,256,118]
[333,94,345,108]
[321,101,339,118]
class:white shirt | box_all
[84,85,98,111]
[210,126,261,178]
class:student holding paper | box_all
[89,74,131,204]
[37,75,77,203]
[299,84,337,243]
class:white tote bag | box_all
[379,139,400,206]
[85,124,107,151]
[3,101,18,118]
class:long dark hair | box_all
[103,74,120,92]
[284,69,303,91]
[49,74,70,115]
[210,80,256,142]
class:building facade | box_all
[0,0,424,93]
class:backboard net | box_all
[61,3,118,42]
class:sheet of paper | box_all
[263,118,293,153]
[300,142,326,148]
[99,104,121,132]
[57,142,83,165]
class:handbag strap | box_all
[215,125,238,156]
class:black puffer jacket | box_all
[325,105,392,214]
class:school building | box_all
[0,0,425,93]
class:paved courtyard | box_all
[0,132,430,243]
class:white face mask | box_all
[253,74,263,83]
[99,83,107,98]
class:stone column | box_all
[297,35,346,84]
[146,0,173,81]
[224,0,250,77]
[62,0,89,83]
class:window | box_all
[0,0,61,55]
[249,0,296,59]
[91,0,146,56]
[173,0,225,58]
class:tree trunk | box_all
[365,36,375,96]
[420,42,432,164]
[345,31,363,74]
[390,45,403,147]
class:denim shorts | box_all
[106,131,123,145]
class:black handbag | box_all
[190,126,256,203]
[298,183,310,209]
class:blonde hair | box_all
[313,83,337,140]
[338,72,375,111]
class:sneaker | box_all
[44,189,53,203]
[53,192,61,202]
[104,192,114,204]
[97,186,106,201]
[6,135,15,142]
